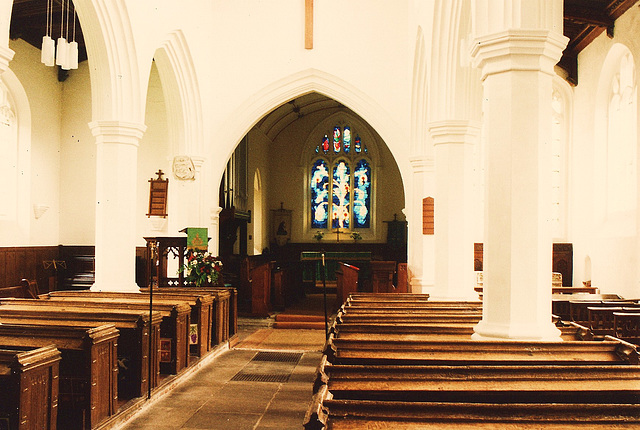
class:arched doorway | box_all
[219,92,406,317]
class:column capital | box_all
[0,45,14,74]
[210,206,223,224]
[409,156,434,173]
[470,29,568,80]
[428,120,481,146]
[89,120,147,146]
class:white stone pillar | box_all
[470,28,567,340]
[0,45,14,73]
[209,206,223,256]
[90,121,146,292]
[408,156,435,294]
[430,120,480,300]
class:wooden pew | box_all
[142,286,237,346]
[552,293,624,321]
[0,279,38,299]
[344,299,481,309]
[305,387,640,429]
[43,290,213,358]
[0,305,162,400]
[2,297,190,375]
[331,321,590,342]
[0,324,118,429]
[335,312,482,325]
[323,333,639,365]
[317,359,640,404]
[370,261,396,293]
[0,345,61,430]
[615,312,640,345]
[335,263,359,308]
[346,293,431,302]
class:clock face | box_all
[173,156,195,180]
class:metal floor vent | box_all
[230,352,303,383]
[252,351,303,363]
[231,373,291,383]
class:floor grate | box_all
[252,351,303,363]
[230,352,303,383]
[230,373,291,383]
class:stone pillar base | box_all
[472,320,562,341]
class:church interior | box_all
[2,0,640,428]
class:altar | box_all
[300,251,371,288]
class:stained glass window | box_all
[310,124,372,234]
[332,161,350,229]
[353,159,371,228]
[343,126,351,153]
[333,126,341,153]
[311,159,329,228]
[322,135,330,153]
[354,136,362,153]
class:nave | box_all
[114,295,331,430]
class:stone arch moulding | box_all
[210,68,411,190]
[1,68,31,242]
[153,30,204,156]
[73,0,145,122]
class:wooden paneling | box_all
[423,197,434,235]
[0,246,60,292]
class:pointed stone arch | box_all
[211,68,410,191]
[153,30,204,156]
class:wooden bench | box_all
[552,293,624,320]
[323,333,640,365]
[615,312,640,345]
[335,312,482,325]
[0,279,38,299]
[335,263,359,308]
[346,293,431,302]
[0,324,118,429]
[0,345,61,430]
[0,305,162,400]
[143,286,237,346]
[2,297,190,375]
[44,290,214,358]
[316,359,640,404]
[305,387,640,429]
[331,321,590,342]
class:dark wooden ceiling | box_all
[10,0,87,64]
[7,0,640,85]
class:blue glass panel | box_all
[343,126,351,153]
[333,126,341,152]
[354,159,371,228]
[322,135,330,153]
[332,161,350,229]
[354,136,362,153]
[311,159,329,228]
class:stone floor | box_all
[115,299,330,430]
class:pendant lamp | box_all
[67,6,79,69]
[55,0,68,67]
[40,0,55,66]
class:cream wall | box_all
[136,62,171,246]
[570,4,640,298]
[3,39,61,246]
[59,60,95,245]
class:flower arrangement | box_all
[179,250,223,286]
[350,231,362,241]
[313,231,324,241]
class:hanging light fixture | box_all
[40,0,55,66]
[55,0,69,67]
[67,4,79,70]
